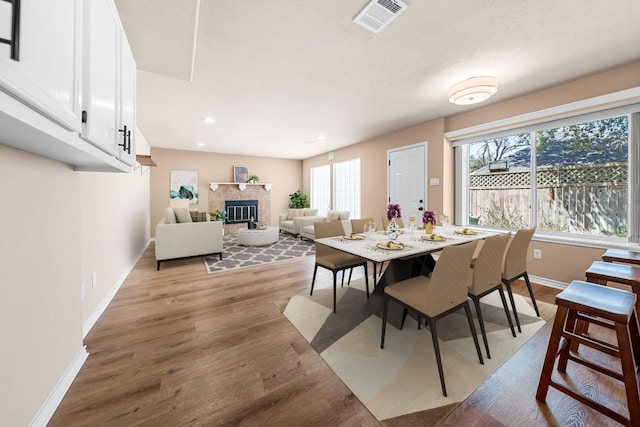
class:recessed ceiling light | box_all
[197,142,205,147]
[203,117,216,124]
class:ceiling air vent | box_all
[353,0,408,34]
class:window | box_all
[310,165,330,216]
[455,109,639,243]
[333,158,361,219]
[309,158,361,218]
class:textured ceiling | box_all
[114,0,640,160]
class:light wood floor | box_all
[49,243,624,426]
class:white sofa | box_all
[279,208,322,236]
[155,207,224,270]
[299,210,351,240]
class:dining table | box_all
[314,225,500,328]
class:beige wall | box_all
[149,148,302,236]
[0,134,150,425]
[302,62,640,284]
[303,118,447,226]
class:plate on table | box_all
[422,234,446,241]
[377,242,404,250]
[455,228,478,235]
[344,234,365,240]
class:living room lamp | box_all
[448,76,498,105]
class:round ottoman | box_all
[237,226,279,246]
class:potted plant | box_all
[248,175,259,183]
[209,209,227,222]
[289,190,309,208]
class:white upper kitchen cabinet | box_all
[0,0,83,132]
[81,0,136,164]
[117,37,136,167]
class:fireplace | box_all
[225,200,258,224]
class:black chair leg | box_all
[464,302,484,365]
[310,265,319,295]
[429,318,447,397]
[523,273,540,317]
[503,279,522,333]
[400,308,408,330]
[381,298,389,349]
[332,271,338,313]
[498,287,516,337]
[471,297,491,359]
[363,264,369,298]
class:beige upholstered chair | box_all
[468,233,514,359]
[380,241,483,397]
[502,226,538,333]
[350,218,374,234]
[381,216,404,229]
[311,221,369,313]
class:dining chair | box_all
[350,218,374,234]
[311,221,369,313]
[502,226,538,333]
[468,233,515,359]
[380,240,483,397]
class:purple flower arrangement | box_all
[422,210,437,225]
[386,203,402,220]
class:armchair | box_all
[279,208,322,236]
[155,207,224,270]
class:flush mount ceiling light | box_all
[448,76,498,105]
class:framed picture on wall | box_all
[170,170,199,204]
[233,165,249,183]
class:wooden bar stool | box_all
[585,261,640,314]
[602,248,640,266]
[536,280,640,426]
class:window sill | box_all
[468,226,639,251]
[532,232,639,251]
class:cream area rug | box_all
[204,233,314,274]
[277,279,551,423]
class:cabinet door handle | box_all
[118,125,131,154]
[0,0,20,61]
[126,130,131,154]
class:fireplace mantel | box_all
[209,182,272,192]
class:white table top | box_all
[314,226,499,263]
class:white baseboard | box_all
[30,346,89,427]
[82,238,151,338]
[529,274,568,290]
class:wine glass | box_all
[440,214,450,233]
[367,221,376,237]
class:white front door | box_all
[388,143,427,223]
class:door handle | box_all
[418,207,424,211]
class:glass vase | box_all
[425,220,434,234]
[386,217,400,240]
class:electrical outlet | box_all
[533,249,542,259]
[92,273,97,288]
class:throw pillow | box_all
[327,211,340,221]
[189,211,208,222]
[174,207,193,223]
[287,208,304,220]
[165,207,177,224]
